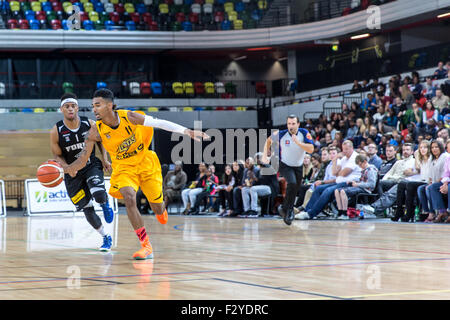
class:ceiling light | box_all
[350,33,370,40]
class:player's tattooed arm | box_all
[65,125,100,177]
[89,119,112,173]
[49,125,68,167]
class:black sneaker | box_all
[283,208,294,226]
[278,206,286,218]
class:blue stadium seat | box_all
[136,3,146,14]
[42,2,52,11]
[151,82,162,95]
[83,20,94,30]
[221,20,231,30]
[94,3,104,13]
[73,2,84,12]
[105,20,114,30]
[29,19,40,29]
[235,1,245,12]
[182,21,192,31]
[125,20,136,30]
[97,81,107,89]
[62,19,69,30]
[25,10,35,20]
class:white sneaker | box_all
[362,212,377,219]
[362,205,375,214]
[295,211,310,220]
[337,214,349,220]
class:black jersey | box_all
[57,116,97,167]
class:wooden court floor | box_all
[2,210,450,300]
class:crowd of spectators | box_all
[143,60,450,222]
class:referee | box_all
[262,115,314,225]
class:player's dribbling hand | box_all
[185,129,210,142]
[65,165,78,178]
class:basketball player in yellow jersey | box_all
[64,88,209,260]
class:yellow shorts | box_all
[109,151,164,203]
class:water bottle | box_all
[359,209,364,220]
[414,206,420,222]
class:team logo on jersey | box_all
[116,133,136,154]
[285,140,290,145]
[104,132,111,139]
[306,133,313,140]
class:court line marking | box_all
[2,256,450,286]
[345,288,450,299]
[172,224,450,257]
[0,277,214,293]
[212,278,349,300]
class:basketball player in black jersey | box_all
[50,93,114,251]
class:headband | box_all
[61,98,78,107]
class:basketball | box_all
[36,160,64,188]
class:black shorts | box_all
[64,157,106,211]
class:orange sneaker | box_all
[132,239,154,260]
[156,209,168,225]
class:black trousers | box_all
[219,189,233,210]
[295,184,310,207]
[394,180,426,219]
[279,161,303,212]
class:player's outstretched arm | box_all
[50,125,68,166]
[127,111,210,141]
[65,125,101,177]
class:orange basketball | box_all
[37,160,64,188]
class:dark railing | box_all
[4,180,24,209]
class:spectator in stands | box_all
[345,119,358,140]
[442,70,450,97]
[351,80,362,93]
[163,160,187,210]
[229,160,245,217]
[418,140,447,222]
[302,154,314,183]
[296,140,360,220]
[382,107,398,133]
[181,162,207,214]
[378,144,398,179]
[188,167,218,215]
[240,157,264,215]
[361,79,369,92]
[255,152,279,216]
[434,61,448,80]
[437,127,450,143]
[410,75,423,100]
[424,76,437,99]
[295,151,326,208]
[391,140,431,222]
[366,143,382,169]
[361,143,415,216]
[350,102,363,120]
[334,154,378,218]
[373,105,386,130]
[295,146,339,215]
[402,103,422,129]
[432,89,450,115]
[422,101,439,123]
[430,150,450,223]
[400,84,415,110]
[217,164,235,217]
[368,125,382,145]
[360,93,377,113]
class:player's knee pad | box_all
[92,189,108,205]
[83,204,102,230]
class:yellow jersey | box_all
[96,110,156,171]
